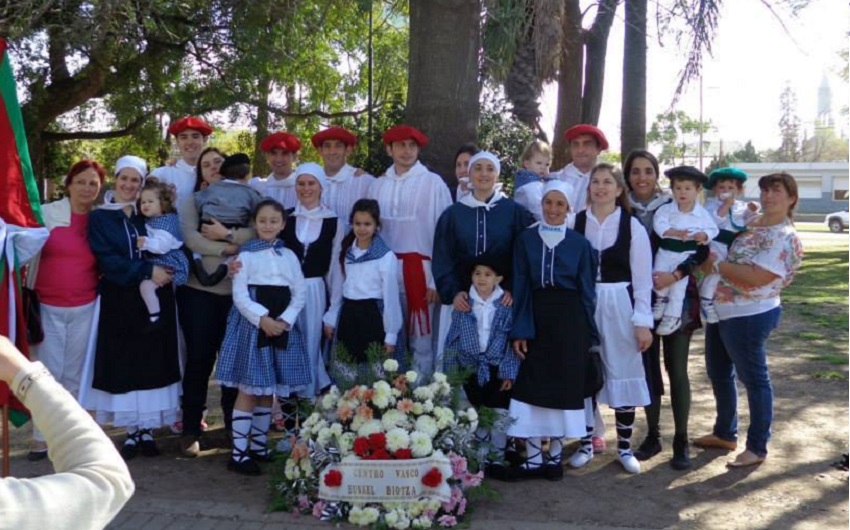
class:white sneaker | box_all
[656,316,682,336]
[568,448,593,469]
[652,297,668,320]
[618,451,641,474]
[701,298,719,324]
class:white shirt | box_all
[469,284,504,352]
[653,201,720,241]
[514,181,544,222]
[249,173,299,210]
[550,162,591,212]
[232,246,306,327]
[323,248,402,345]
[140,226,182,254]
[150,159,197,210]
[367,161,453,288]
[323,164,375,231]
[583,207,654,328]
[704,198,759,231]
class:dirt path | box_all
[4,230,847,530]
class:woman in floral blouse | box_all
[694,172,803,468]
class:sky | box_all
[540,0,849,155]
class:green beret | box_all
[664,165,707,185]
[706,167,748,190]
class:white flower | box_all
[413,386,434,401]
[412,515,433,529]
[411,402,424,415]
[410,430,433,457]
[372,393,390,409]
[386,428,411,452]
[392,388,402,398]
[465,407,478,422]
[405,370,418,384]
[383,359,400,372]
[382,410,409,430]
[348,506,364,526]
[433,407,455,430]
[385,510,399,526]
[330,422,343,436]
[338,432,355,455]
[362,507,380,524]
[432,372,447,383]
[357,419,384,437]
[373,380,392,395]
[415,415,439,438]
[284,459,299,479]
[321,392,337,410]
[317,427,333,446]
[422,399,434,413]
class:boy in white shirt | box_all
[150,116,213,208]
[248,131,301,210]
[652,166,719,336]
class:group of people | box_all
[21,116,803,482]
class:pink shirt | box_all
[35,212,98,307]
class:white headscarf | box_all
[467,151,501,177]
[294,162,328,190]
[538,180,573,249]
[101,155,148,211]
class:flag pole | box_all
[2,403,9,477]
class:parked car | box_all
[824,209,849,233]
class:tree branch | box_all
[260,102,385,119]
[41,114,149,141]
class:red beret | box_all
[311,127,358,148]
[563,124,609,151]
[260,132,302,153]
[382,125,429,148]
[168,116,213,137]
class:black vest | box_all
[280,215,338,278]
[574,209,632,284]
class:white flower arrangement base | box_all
[318,454,454,503]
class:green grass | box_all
[780,244,848,373]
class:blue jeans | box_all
[704,306,781,457]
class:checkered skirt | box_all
[216,290,312,394]
[147,250,189,286]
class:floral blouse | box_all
[715,219,803,307]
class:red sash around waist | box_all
[396,252,431,335]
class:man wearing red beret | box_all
[367,125,452,377]
[248,131,301,210]
[311,127,374,231]
[151,116,213,208]
[550,124,609,212]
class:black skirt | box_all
[337,298,385,363]
[93,282,181,394]
[253,285,291,349]
[464,365,511,410]
[511,288,590,410]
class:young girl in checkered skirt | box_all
[215,199,311,475]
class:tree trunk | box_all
[504,28,543,134]
[254,76,272,176]
[406,0,481,179]
[620,0,648,161]
[581,0,618,126]
[552,0,583,169]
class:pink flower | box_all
[297,495,311,511]
[312,500,326,519]
[449,452,467,478]
[457,497,467,516]
[356,404,374,421]
[397,398,415,414]
[460,470,483,488]
[337,405,354,422]
[438,515,458,527]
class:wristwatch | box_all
[225,229,234,243]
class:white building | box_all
[731,162,848,214]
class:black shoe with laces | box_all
[120,443,139,461]
[670,434,692,470]
[250,449,276,463]
[228,457,262,476]
[139,439,161,457]
[634,435,662,461]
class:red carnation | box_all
[353,437,371,457]
[422,467,443,488]
[367,432,387,451]
[370,448,392,460]
[324,469,343,487]
[394,448,413,460]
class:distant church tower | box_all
[816,73,834,129]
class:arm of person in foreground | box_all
[0,336,135,530]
